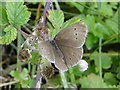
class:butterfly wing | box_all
[54,22,87,67]
[55,22,87,48]
[38,41,55,63]
[38,41,68,71]
[58,46,83,67]
[53,49,68,71]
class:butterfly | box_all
[38,22,87,71]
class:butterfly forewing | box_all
[55,22,87,48]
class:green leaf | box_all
[105,19,118,34]
[46,75,62,88]
[104,72,118,85]
[47,10,81,38]
[84,15,95,33]
[105,11,118,35]
[67,2,84,12]
[109,2,118,9]
[91,52,112,69]
[62,17,80,29]
[79,74,108,88]
[98,2,113,17]
[48,28,58,38]
[21,80,29,88]
[6,0,31,28]
[117,62,120,80]
[21,68,28,80]
[94,22,110,39]
[29,51,40,65]
[10,70,21,81]
[48,10,64,31]
[10,68,29,88]
[85,33,98,50]
[0,25,17,45]
[0,3,8,26]
[79,74,118,88]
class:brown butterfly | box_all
[38,22,87,71]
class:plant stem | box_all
[60,71,68,88]
[69,68,76,84]
[17,32,22,72]
[34,65,42,88]
[0,80,19,87]
[42,0,51,28]
[35,2,42,25]
[99,38,102,78]
[54,0,61,10]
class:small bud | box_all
[78,60,88,72]
[41,61,54,79]
[18,49,31,62]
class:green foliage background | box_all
[0,1,119,89]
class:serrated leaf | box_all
[110,2,118,9]
[79,74,118,88]
[105,11,118,35]
[94,22,110,39]
[0,25,17,45]
[106,19,118,34]
[91,52,112,69]
[29,51,40,65]
[10,68,29,88]
[62,17,80,29]
[6,0,31,28]
[48,10,64,30]
[21,80,29,88]
[21,68,28,79]
[79,74,108,88]
[84,15,95,33]
[66,2,84,12]
[104,72,118,85]
[48,28,58,38]
[0,4,8,26]
[85,33,98,50]
[10,70,21,81]
[98,2,113,17]
[117,62,120,80]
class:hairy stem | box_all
[69,68,76,85]
[17,32,22,72]
[99,38,102,78]
[60,71,68,88]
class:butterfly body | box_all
[50,40,64,58]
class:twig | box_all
[35,2,43,25]
[42,0,51,29]
[33,0,51,88]
[33,65,42,88]
[17,29,29,39]
[22,25,32,34]
[0,75,37,87]
[0,80,19,87]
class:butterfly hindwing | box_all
[38,41,55,63]
[59,46,83,67]
[38,41,68,71]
